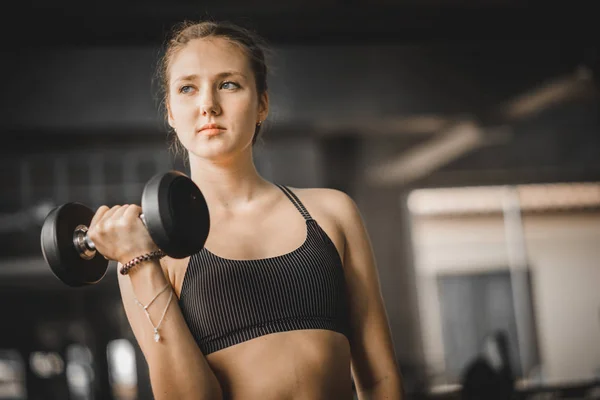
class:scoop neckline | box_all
[202,219,312,263]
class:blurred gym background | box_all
[0,1,599,399]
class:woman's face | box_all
[167,37,268,160]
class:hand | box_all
[87,204,159,265]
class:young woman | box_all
[88,20,403,400]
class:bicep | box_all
[339,195,400,391]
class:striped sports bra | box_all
[178,185,351,355]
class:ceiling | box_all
[5,1,598,47]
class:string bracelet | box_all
[119,249,166,275]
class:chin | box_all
[191,140,241,161]
[188,133,253,160]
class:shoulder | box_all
[285,186,363,231]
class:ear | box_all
[258,91,269,122]
[167,102,175,129]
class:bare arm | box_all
[117,260,222,400]
[332,192,404,400]
[89,204,222,400]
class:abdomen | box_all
[206,329,353,400]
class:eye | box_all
[220,81,240,90]
[178,85,195,94]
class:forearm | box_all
[357,374,404,400]
[119,261,222,400]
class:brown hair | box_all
[156,20,270,158]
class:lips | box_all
[198,123,225,131]
[197,123,226,136]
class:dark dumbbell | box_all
[40,170,210,287]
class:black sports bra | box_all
[178,185,351,355]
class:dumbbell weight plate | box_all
[141,171,210,259]
[40,202,109,287]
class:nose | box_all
[201,103,221,116]
[198,88,221,116]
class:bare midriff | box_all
[206,329,353,400]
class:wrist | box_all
[125,258,170,291]
[119,249,166,275]
[118,245,160,265]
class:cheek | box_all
[230,94,258,121]
[170,99,197,121]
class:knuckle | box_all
[97,219,112,233]
[97,223,108,235]
[115,218,129,229]
[104,218,116,230]
[130,204,142,213]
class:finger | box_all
[123,204,142,222]
[89,205,110,229]
[111,204,131,221]
[99,205,123,224]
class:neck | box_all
[187,149,269,212]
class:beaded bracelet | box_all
[119,250,166,275]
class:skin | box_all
[88,36,403,399]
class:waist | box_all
[207,329,353,400]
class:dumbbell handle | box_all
[73,213,147,260]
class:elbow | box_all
[359,373,405,400]
[205,381,224,400]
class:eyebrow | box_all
[173,71,247,83]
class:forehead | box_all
[169,37,251,80]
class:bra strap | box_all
[276,184,313,221]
